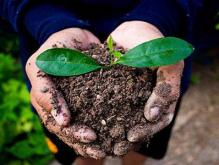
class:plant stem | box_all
[109,51,114,66]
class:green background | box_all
[0,29,53,165]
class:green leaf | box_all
[36,48,102,76]
[113,51,123,59]
[7,141,35,159]
[116,37,194,67]
[107,35,114,53]
[31,155,53,165]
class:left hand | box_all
[26,28,105,159]
[110,21,184,154]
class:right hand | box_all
[26,28,105,159]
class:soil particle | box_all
[51,43,156,155]
[109,124,125,140]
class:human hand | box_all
[110,21,184,152]
[26,28,105,159]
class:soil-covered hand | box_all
[111,21,184,149]
[26,28,105,159]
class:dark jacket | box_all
[0,0,204,93]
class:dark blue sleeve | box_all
[123,0,202,36]
[0,1,90,44]
[121,0,185,36]
[23,2,90,44]
[0,0,30,31]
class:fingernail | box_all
[86,147,106,159]
[51,107,70,126]
[73,126,97,143]
[146,107,160,122]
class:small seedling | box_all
[36,37,194,76]
[107,36,123,65]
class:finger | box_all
[70,143,87,157]
[110,21,163,49]
[127,124,152,142]
[37,28,101,52]
[31,97,96,143]
[86,145,106,159]
[128,102,177,142]
[26,28,102,125]
[62,125,97,143]
[27,53,71,126]
[30,84,71,126]
[113,141,133,156]
[144,61,184,122]
[71,143,106,159]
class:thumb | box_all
[27,53,71,126]
[144,61,184,122]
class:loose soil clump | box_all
[51,43,155,155]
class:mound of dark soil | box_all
[51,43,155,155]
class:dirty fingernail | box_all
[73,126,97,143]
[51,107,70,126]
[86,146,106,159]
[145,107,160,122]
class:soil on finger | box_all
[51,43,156,155]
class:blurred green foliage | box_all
[215,12,219,30]
[0,32,53,164]
[190,73,201,85]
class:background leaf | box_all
[7,141,35,159]
[0,53,53,164]
[116,37,194,67]
[113,51,123,59]
[36,48,102,76]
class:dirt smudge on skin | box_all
[155,82,172,98]
[40,86,49,93]
[157,70,165,82]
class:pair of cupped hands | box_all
[26,21,184,159]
